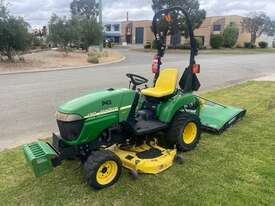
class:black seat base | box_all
[132,120,168,136]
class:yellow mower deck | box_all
[112,143,177,174]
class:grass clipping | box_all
[0,81,275,206]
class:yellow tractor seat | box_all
[141,68,179,98]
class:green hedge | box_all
[210,34,224,49]
[244,42,256,49]
[258,41,268,48]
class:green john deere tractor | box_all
[23,7,246,190]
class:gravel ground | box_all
[0,50,122,73]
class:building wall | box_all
[194,15,252,48]
[121,20,154,45]
[120,15,266,48]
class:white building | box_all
[103,22,121,44]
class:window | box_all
[213,24,222,31]
[113,24,120,32]
[105,24,111,32]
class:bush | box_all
[167,44,190,50]
[176,44,186,50]
[167,45,174,49]
[32,36,43,47]
[144,42,151,49]
[210,34,224,49]
[181,43,191,49]
[273,41,275,48]
[223,23,239,48]
[258,41,268,48]
[244,42,256,49]
[87,55,99,64]
[97,51,109,58]
[195,37,203,49]
[152,40,158,50]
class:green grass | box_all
[1,81,275,206]
[133,48,275,55]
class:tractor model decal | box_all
[84,105,132,119]
[85,107,119,119]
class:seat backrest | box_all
[155,68,179,93]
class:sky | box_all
[4,0,275,28]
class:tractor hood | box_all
[58,88,135,118]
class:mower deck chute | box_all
[199,98,246,134]
[23,141,58,177]
[112,143,177,174]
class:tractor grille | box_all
[57,120,84,141]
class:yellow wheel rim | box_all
[182,122,197,144]
[96,161,118,185]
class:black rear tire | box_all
[83,150,122,190]
[165,112,201,152]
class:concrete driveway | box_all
[0,49,274,150]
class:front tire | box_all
[83,150,122,190]
[166,112,201,152]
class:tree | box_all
[70,0,99,19]
[0,0,8,18]
[79,18,103,51]
[0,4,31,61]
[242,12,275,45]
[223,22,239,48]
[70,0,103,51]
[152,0,206,37]
[48,14,79,53]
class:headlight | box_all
[56,112,84,141]
[56,112,83,122]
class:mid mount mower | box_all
[23,7,246,189]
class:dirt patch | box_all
[0,50,123,73]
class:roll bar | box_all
[152,7,201,92]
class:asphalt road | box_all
[0,49,274,150]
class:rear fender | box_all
[157,93,198,123]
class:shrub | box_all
[223,23,239,48]
[273,41,275,48]
[195,37,203,49]
[176,44,186,50]
[87,55,99,64]
[88,50,97,57]
[144,42,151,49]
[167,44,190,50]
[181,43,191,49]
[32,36,43,47]
[258,41,268,48]
[167,45,174,49]
[244,42,256,49]
[40,44,48,50]
[210,34,224,49]
[152,40,158,50]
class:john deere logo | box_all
[102,100,112,106]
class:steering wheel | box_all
[126,73,149,90]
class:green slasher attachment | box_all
[198,97,246,134]
[23,141,58,177]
